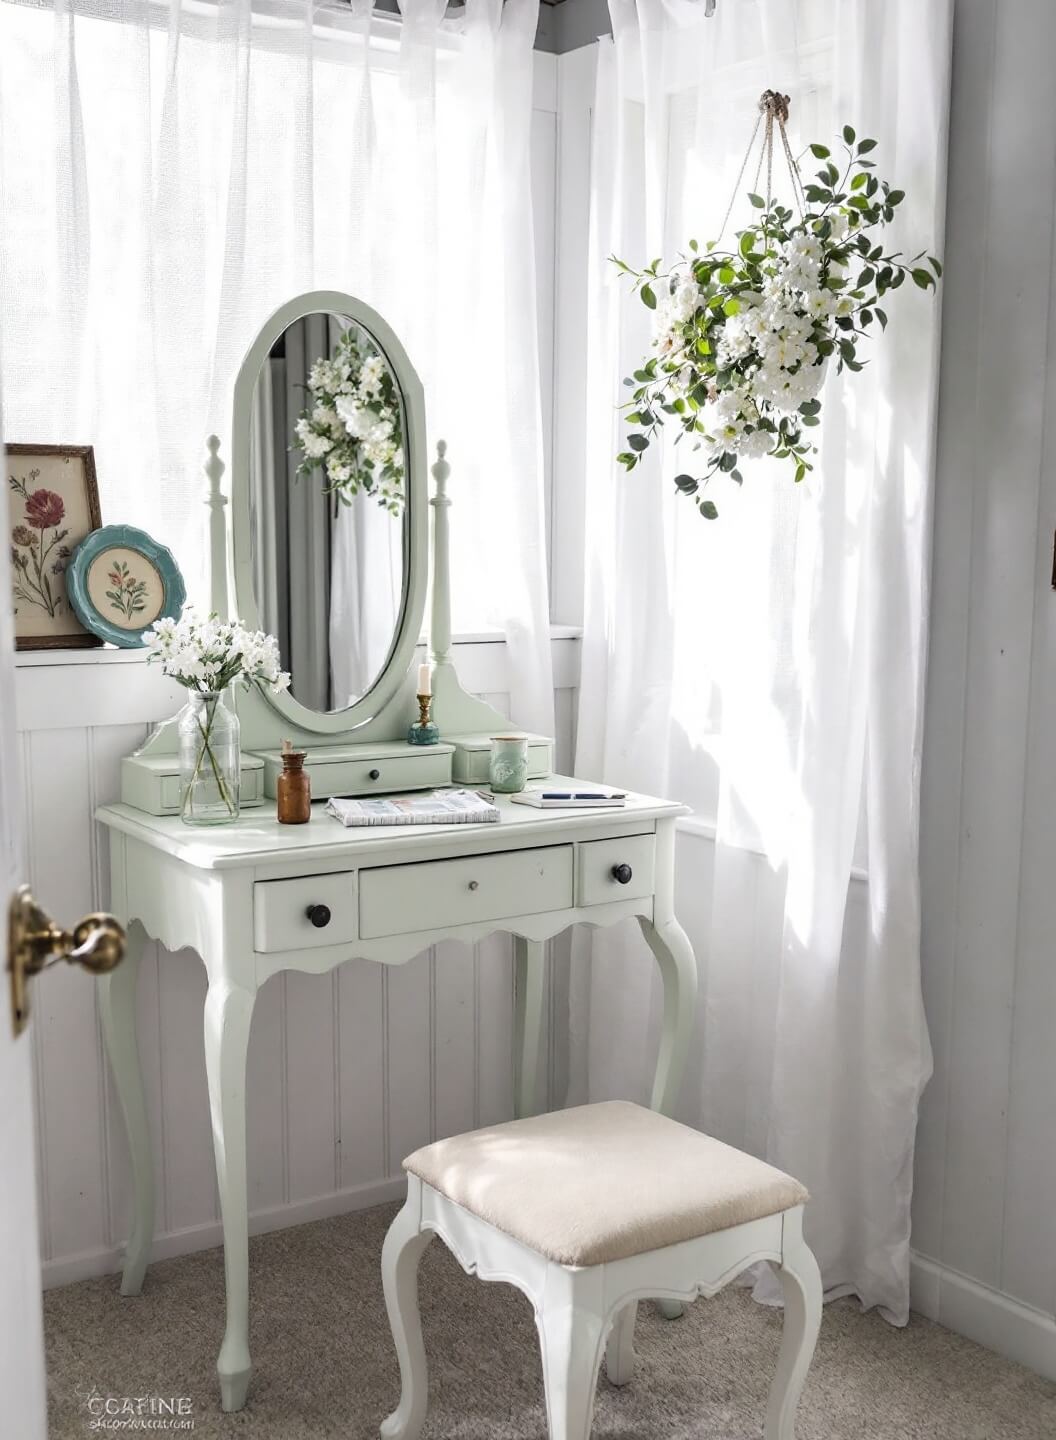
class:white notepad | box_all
[508,788,626,809]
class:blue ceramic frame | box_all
[67,525,186,648]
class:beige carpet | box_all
[44,1202,1055,1439]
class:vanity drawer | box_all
[254,872,356,953]
[577,833,656,907]
[359,845,573,940]
[122,752,265,815]
[257,743,454,800]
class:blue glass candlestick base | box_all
[408,694,440,746]
[408,721,440,746]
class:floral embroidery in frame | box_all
[9,471,72,618]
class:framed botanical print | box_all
[7,443,103,650]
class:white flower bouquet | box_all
[144,609,291,695]
[292,327,405,515]
[615,123,941,518]
[143,609,290,824]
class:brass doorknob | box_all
[7,885,125,1038]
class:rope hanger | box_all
[716,89,806,245]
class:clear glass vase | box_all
[178,689,240,826]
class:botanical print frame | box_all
[7,443,103,650]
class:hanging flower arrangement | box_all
[614,92,941,518]
[292,326,405,515]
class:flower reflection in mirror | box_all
[292,324,405,516]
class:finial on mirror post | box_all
[431,438,450,502]
[429,440,452,670]
[205,434,229,621]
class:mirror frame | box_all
[230,290,427,734]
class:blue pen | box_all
[540,791,626,800]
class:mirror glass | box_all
[249,311,407,712]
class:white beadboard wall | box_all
[19,639,578,1288]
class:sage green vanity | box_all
[96,290,697,1413]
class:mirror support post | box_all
[205,435,230,620]
[429,441,452,670]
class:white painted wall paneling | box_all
[911,0,1056,1378]
[19,638,577,1288]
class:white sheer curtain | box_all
[0,0,553,733]
[575,0,952,1321]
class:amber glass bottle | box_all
[277,748,310,823]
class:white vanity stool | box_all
[381,1101,822,1440]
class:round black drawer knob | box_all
[611,863,633,885]
[368,768,381,781]
[306,903,332,929]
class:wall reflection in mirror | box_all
[249,311,407,713]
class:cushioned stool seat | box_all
[404,1100,808,1266]
[381,1101,822,1440]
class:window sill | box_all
[15,626,584,669]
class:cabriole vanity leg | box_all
[204,975,257,1412]
[514,937,546,1118]
[637,914,696,1118]
[640,911,697,1323]
[639,828,698,1326]
[97,919,155,1297]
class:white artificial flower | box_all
[671,278,701,322]
[308,359,337,393]
[334,394,367,438]
[781,252,821,292]
[294,418,332,459]
[803,288,837,320]
[717,314,754,367]
[738,427,775,460]
[359,354,386,396]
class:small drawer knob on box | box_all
[306,904,332,929]
[468,880,479,891]
[368,769,381,781]
[611,863,633,885]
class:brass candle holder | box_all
[407,693,440,746]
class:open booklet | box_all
[325,788,500,827]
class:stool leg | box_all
[765,1213,823,1440]
[604,1301,637,1387]
[537,1274,606,1440]
[380,1201,435,1440]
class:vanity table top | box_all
[96,778,687,871]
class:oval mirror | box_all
[231,292,427,734]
